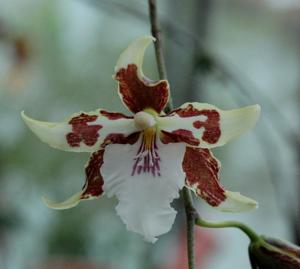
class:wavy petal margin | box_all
[101,137,186,242]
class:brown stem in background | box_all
[148,1,195,268]
[148,0,166,80]
[148,0,172,113]
[183,187,196,269]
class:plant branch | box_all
[148,0,167,81]
[183,187,196,269]
[147,1,195,268]
[148,0,172,113]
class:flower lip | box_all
[134,111,156,130]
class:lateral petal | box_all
[114,36,169,113]
[159,102,260,148]
[22,110,139,152]
[101,136,186,243]
[43,150,105,209]
[182,147,257,212]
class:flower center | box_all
[131,128,161,177]
[134,111,156,130]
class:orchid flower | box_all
[22,36,260,243]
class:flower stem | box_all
[147,3,261,266]
[195,216,260,242]
[147,1,195,268]
[183,187,196,269]
[148,0,173,113]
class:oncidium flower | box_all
[22,36,260,243]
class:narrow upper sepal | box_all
[115,36,155,77]
[114,36,170,113]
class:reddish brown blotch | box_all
[66,114,102,147]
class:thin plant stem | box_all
[147,1,195,268]
[183,187,196,269]
[195,216,260,242]
[148,0,167,81]
[148,0,172,113]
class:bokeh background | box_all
[0,0,299,268]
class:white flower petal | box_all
[158,103,260,148]
[115,35,155,78]
[22,110,138,152]
[101,137,186,243]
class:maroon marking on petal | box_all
[183,147,226,206]
[81,150,104,199]
[171,104,213,118]
[160,129,199,146]
[66,113,102,147]
[100,110,132,120]
[171,104,221,144]
[193,120,202,129]
[131,133,161,177]
[101,132,140,147]
[115,64,169,113]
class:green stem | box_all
[195,217,260,242]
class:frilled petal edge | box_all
[101,136,186,242]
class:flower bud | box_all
[248,236,300,269]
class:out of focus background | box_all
[0,0,299,268]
